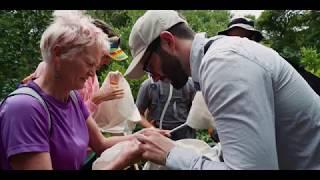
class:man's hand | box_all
[136,131,175,165]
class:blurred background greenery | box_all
[1,10,320,142]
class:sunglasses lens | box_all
[109,37,120,49]
[110,42,117,49]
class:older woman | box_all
[0,10,154,170]
[21,19,128,115]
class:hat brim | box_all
[109,47,128,61]
[124,48,147,79]
[218,24,264,41]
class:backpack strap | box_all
[1,86,52,135]
[69,90,80,110]
[193,39,215,91]
[69,90,86,121]
[204,39,215,54]
[148,79,159,104]
[159,83,173,129]
[1,88,80,135]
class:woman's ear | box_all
[52,45,61,58]
[159,31,176,52]
[51,45,62,70]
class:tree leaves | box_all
[0,10,231,99]
[256,10,320,77]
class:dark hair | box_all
[168,22,195,39]
[147,22,195,52]
[92,19,118,37]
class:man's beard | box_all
[158,48,189,89]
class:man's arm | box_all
[166,50,279,169]
[204,50,277,169]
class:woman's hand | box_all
[102,139,143,170]
[21,73,35,84]
[92,83,124,105]
[101,83,125,101]
[134,127,171,138]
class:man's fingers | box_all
[140,145,166,165]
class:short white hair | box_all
[40,10,109,62]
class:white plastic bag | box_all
[186,91,216,130]
[93,71,141,134]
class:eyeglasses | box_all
[142,50,164,81]
[142,51,153,73]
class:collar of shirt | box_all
[190,32,207,86]
[190,33,225,90]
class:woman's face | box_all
[58,45,104,90]
[97,54,112,70]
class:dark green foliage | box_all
[256,10,320,76]
[0,10,52,98]
[0,10,230,101]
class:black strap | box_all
[193,39,215,91]
[204,39,215,54]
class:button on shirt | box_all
[166,33,320,170]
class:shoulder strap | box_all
[148,80,158,101]
[159,84,173,129]
[0,88,81,136]
[204,39,215,54]
[1,86,52,135]
[69,90,79,109]
[192,39,215,91]
[69,90,84,119]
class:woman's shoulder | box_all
[2,93,46,114]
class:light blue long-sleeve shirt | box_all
[166,33,320,170]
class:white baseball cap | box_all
[124,10,187,79]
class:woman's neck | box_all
[34,70,70,103]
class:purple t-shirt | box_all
[0,81,90,170]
